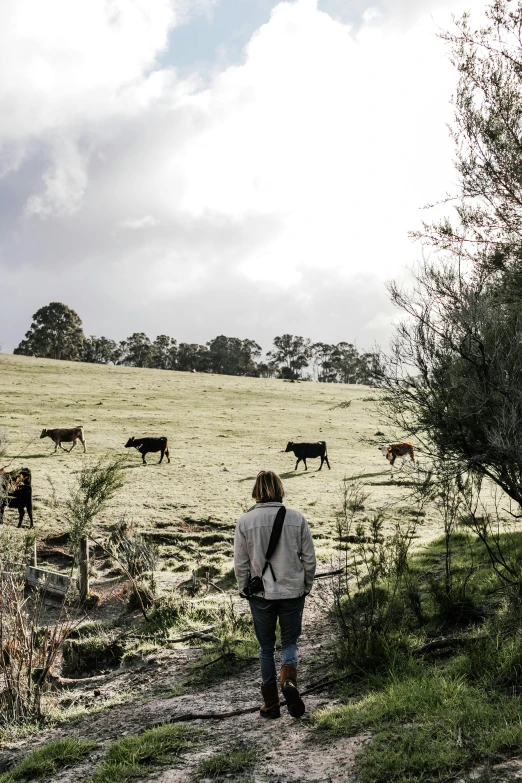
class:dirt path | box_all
[0,597,365,783]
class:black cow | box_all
[125,436,170,465]
[285,441,331,471]
[0,467,34,528]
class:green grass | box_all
[196,748,257,779]
[315,671,522,782]
[89,723,203,783]
[0,738,96,782]
[188,638,259,687]
[316,529,522,781]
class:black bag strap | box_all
[261,505,286,581]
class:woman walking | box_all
[234,470,316,719]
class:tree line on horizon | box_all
[12,302,383,384]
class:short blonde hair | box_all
[252,470,285,504]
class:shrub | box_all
[146,594,185,634]
[126,582,155,611]
[0,573,78,724]
[62,635,123,676]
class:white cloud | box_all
[119,215,160,229]
[0,1,180,144]
[25,137,88,217]
[0,0,474,352]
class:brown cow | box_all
[40,426,86,453]
[379,442,415,472]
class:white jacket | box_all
[234,502,316,600]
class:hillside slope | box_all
[0,352,408,555]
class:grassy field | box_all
[0,352,418,577]
[4,354,522,783]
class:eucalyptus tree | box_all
[14,302,84,361]
[268,334,312,379]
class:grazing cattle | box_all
[125,436,170,465]
[0,467,33,528]
[379,442,415,471]
[285,441,330,471]
[40,426,86,453]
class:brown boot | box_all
[260,683,280,719]
[280,664,305,718]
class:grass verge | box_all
[0,738,96,783]
[315,530,522,782]
[89,723,203,783]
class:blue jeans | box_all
[249,596,306,686]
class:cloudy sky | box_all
[0,0,474,355]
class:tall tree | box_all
[268,335,311,379]
[384,0,522,507]
[151,335,177,370]
[359,351,385,386]
[177,343,210,372]
[82,335,118,364]
[311,343,338,382]
[334,342,363,384]
[119,333,153,368]
[14,302,84,361]
[207,335,262,376]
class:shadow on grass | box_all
[343,471,390,481]
[238,470,320,482]
[369,479,418,487]
[7,454,44,460]
[122,461,169,470]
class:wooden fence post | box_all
[79,536,89,602]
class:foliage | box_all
[312,342,384,385]
[176,342,210,372]
[317,523,522,781]
[82,336,119,364]
[13,303,381,382]
[65,458,126,559]
[0,573,79,725]
[145,592,187,636]
[151,334,177,370]
[384,1,522,506]
[417,0,522,265]
[384,264,522,506]
[107,517,158,579]
[14,302,85,361]
[0,738,96,783]
[117,332,153,368]
[206,335,262,376]
[267,334,311,379]
[331,478,420,672]
[88,723,202,783]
